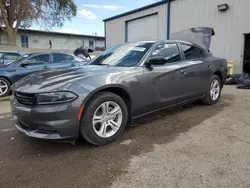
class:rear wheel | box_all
[202,75,221,105]
[80,92,128,146]
[0,78,11,97]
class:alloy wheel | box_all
[210,79,220,101]
[92,101,123,138]
[0,79,8,96]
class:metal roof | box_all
[103,0,170,22]
[17,28,105,39]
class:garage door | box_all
[126,14,159,42]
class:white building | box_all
[104,0,250,74]
[0,29,105,51]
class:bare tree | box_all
[0,0,77,46]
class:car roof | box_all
[127,40,200,48]
[129,40,196,45]
[0,51,23,54]
[27,52,72,55]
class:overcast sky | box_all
[35,0,160,36]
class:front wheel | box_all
[80,92,128,146]
[202,75,222,105]
[0,78,11,97]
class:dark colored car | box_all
[0,52,85,97]
[0,51,24,65]
[11,29,228,146]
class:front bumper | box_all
[11,96,81,140]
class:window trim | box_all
[179,43,207,61]
[142,42,183,67]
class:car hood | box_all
[12,65,125,93]
[170,27,215,50]
[0,64,16,71]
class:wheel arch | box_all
[213,71,223,84]
[0,76,12,85]
[82,85,133,125]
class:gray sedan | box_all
[10,40,228,146]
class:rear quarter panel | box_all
[210,56,228,84]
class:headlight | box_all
[37,91,77,105]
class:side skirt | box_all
[131,95,205,122]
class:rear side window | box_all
[181,44,206,60]
[53,54,74,63]
[151,43,181,63]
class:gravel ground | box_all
[0,86,249,188]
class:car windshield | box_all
[5,54,31,66]
[89,42,155,67]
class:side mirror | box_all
[21,62,30,67]
[146,56,167,67]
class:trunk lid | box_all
[170,27,215,50]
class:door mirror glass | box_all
[148,56,167,65]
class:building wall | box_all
[170,0,250,73]
[0,31,105,51]
[105,3,168,48]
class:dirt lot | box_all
[0,86,250,188]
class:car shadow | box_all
[17,93,234,154]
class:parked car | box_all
[0,52,86,97]
[0,51,24,65]
[11,28,228,146]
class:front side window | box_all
[90,42,155,67]
[24,54,50,65]
[181,44,205,60]
[151,43,181,63]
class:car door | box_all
[179,43,213,96]
[140,42,193,114]
[50,53,76,69]
[12,54,51,82]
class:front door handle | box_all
[180,70,187,75]
[207,64,212,68]
[71,63,76,67]
[44,66,49,69]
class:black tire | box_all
[80,92,128,146]
[0,77,11,97]
[202,75,222,105]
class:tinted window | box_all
[181,44,206,60]
[151,43,181,63]
[53,54,74,63]
[90,42,154,67]
[25,54,50,65]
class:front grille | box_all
[15,92,36,106]
[37,125,57,134]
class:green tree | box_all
[0,0,77,46]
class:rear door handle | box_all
[71,63,76,67]
[180,70,187,75]
[44,66,49,69]
[207,64,212,68]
